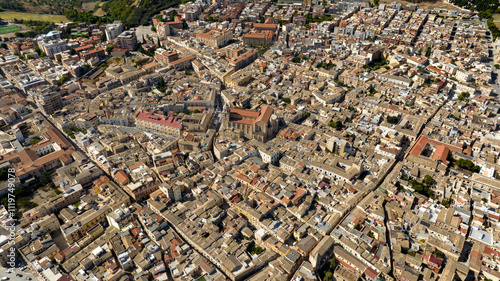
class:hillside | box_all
[101,0,180,26]
[449,0,499,12]
[0,0,96,14]
[0,0,180,27]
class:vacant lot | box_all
[0,25,21,34]
[0,11,68,23]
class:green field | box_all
[0,11,68,23]
[0,25,21,34]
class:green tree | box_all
[30,136,41,145]
[458,92,470,101]
[441,198,452,208]
[387,116,399,124]
[169,11,176,22]
[59,75,69,85]
[281,97,291,104]
[433,249,445,259]
[425,46,432,58]
[455,158,481,172]
[323,272,333,281]
[423,175,436,186]
[105,46,114,53]
[329,120,342,129]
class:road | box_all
[0,267,37,281]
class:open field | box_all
[82,1,101,12]
[0,11,68,23]
[0,23,30,38]
[494,14,500,29]
[94,2,106,17]
[380,0,464,11]
[0,25,21,34]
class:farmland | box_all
[0,11,68,23]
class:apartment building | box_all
[116,30,137,51]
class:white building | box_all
[105,20,123,41]
[455,69,472,82]
[442,63,458,75]
[38,39,67,58]
[37,30,61,42]
[106,207,132,230]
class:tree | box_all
[433,249,445,259]
[409,179,434,197]
[425,46,432,58]
[455,158,481,172]
[105,46,114,53]
[281,97,291,104]
[458,91,470,101]
[169,11,176,22]
[494,64,500,69]
[441,199,452,208]
[59,75,69,85]
[387,116,399,124]
[323,272,333,281]
[373,0,379,5]
[329,120,342,130]
[30,137,42,145]
[151,25,157,32]
[423,175,436,187]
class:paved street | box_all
[0,267,36,281]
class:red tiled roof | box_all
[134,110,182,129]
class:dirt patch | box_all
[379,0,464,11]
[94,8,106,17]
[493,14,500,29]
[108,56,124,65]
